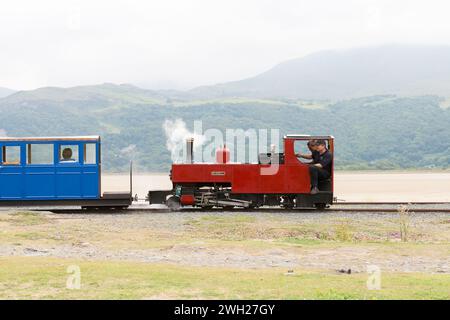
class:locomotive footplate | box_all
[294,192,333,208]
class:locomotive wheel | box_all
[315,203,327,210]
[281,200,294,209]
[202,205,214,210]
[222,206,234,210]
[280,196,295,209]
[167,196,181,211]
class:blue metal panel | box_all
[82,171,99,197]
[56,167,83,198]
[0,138,101,201]
[0,171,23,199]
[24,166,55,198]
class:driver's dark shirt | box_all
[318,149,333,174]
[311,150,320,163]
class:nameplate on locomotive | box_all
[211,171,226,176]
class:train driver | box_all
[296,139,319,163]
[308,140,332,195]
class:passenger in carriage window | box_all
[60,148,77,162]
[308,139,333,195]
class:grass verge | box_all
[0,257,448,300]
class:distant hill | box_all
[2,83,170,110]
[0,87,15,98]
[190,45,450,100]
[1,86,449,171]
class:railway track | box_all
[33,201,450,214]
[324,201,450,213]
[325,208,450,213]
[1,200,448,214]
[334,201,450,205]
[327,201,450,213]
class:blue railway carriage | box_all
[0,136,131,209]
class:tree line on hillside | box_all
[0,95,449,172]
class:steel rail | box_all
[333,201,450,205]
[42,206,450,214]
[325,208,450,213]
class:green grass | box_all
[0,257,448,300]
[280,238,325,246]
[4,212,50,226]
[184,214,430,244]
[0,212,449,299]
[334,219,355,242]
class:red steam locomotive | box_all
[149,135,334,210]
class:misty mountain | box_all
[190,45,450,100]
[0,87,15,98]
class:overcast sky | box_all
[1,0,450,91]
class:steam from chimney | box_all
[162,119,205,162]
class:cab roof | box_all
[284,134,334,139]
[0,136,100,142]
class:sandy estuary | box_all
[102,171,450,202]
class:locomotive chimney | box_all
[186,138,194,163]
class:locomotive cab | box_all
[282,135,334,208]
[285,135,334,191]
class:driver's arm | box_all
[296,153,313,159]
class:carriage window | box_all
[59,145,79,163]
[27,144,53,164]
[2,146,21,165]
[84,143,96,164]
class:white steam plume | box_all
[163,119,205,163]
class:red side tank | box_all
[216,145,230,164]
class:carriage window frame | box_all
[83,143,97,165]
[1,145,21,166]
[58,144,79,164]
[26,143,54,165]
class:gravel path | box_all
[0,209,449,273]
[1,243,449,273]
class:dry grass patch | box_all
[1,211,50,226]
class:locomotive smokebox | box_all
[186,138,194,163]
